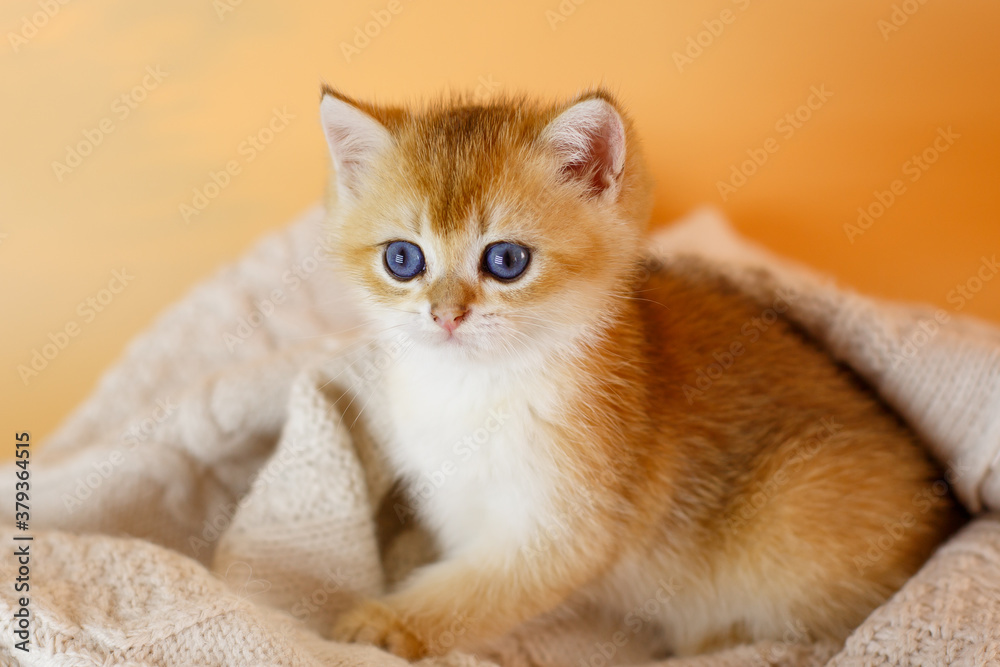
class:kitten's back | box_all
[622,259,964,651]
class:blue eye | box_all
[483,242,530,281]
[384,241,425,280]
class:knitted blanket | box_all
[2,205,999,666]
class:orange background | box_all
[2,0,998,444]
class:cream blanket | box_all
[2,205,999,666]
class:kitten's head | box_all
[320,86,653,363]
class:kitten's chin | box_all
[403,327,522,363]
[435,331,464,347]
[424,329,484,354]
[365,312,555,364]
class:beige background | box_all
[2,0,998,445]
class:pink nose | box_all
[432,306,468,333]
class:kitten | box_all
[319,86,962,660]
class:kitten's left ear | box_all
[320,90,393,201]
[542,95,627,200]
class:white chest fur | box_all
[379,349,560,557]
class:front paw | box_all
[332,598,429,660]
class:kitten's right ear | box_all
[320,90,392,201]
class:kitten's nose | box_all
[431,305,468,333]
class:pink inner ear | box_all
[547,99,626,199]
[561,131,617,197]
[320,94,392,198]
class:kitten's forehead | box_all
[393,104,549,238]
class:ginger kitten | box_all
[319,86,962,660]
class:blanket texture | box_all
[2,205,999,667]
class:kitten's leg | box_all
[332,500,617,659]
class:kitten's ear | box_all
[320,91,392,201]
[542,96,626,200]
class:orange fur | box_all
[320,86,963,660]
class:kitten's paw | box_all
[332,598,429,660]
